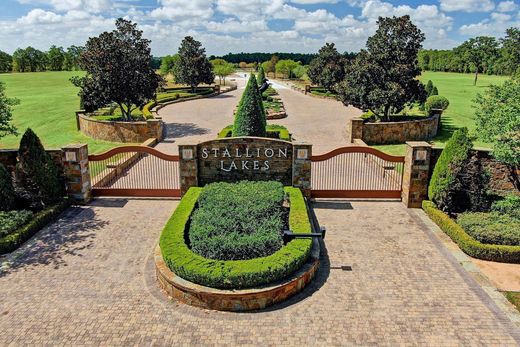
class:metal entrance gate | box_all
[311,146,405,199]
[88,146,180,197]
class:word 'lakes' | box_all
[200,146,289,172]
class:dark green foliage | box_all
[0,81,19,138]
[175,36,215,92]
[336,16,427,121]
[160,187,313,289]
[233,74,266,137]
[0,199,69,255]
[219,124,290,141]
[456,36,499,85]
[458,212,520,246]
[307,43,347,92]
[0,164,16,211]
[423,201,520,263]
[431,86,438,95]
[257,66,266,85]
[429,128,490,213]
[491,195,520,219]
[15,129,64,209]
[216,52,320,65]
[72,19,163,120]
[424,95,450,116]
[0,210,33,238]
[12,47,47,72]
[47,45,65,71]
[0,50,12,73]
[189,181,284,260]
[425,80,433,95]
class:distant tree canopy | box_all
[336,15,426,121]
[174,36,214,92]
[0,51,12,73]
[418,27,519,77]
[160,54,180,76]
[213,52,318,65]
[0,81,18,138]
[275,59,302,79]
[11,45,84,72]
[73,18,163,120]
[211,59,235,85]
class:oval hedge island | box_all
[155,181,320,311]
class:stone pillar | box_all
[213,84,221,94]
[304,85,311,95]
[146,119,164,141]
[292,143,312,198]
[349,118,364,143]
[61,144,91,204]
[402,141,432,208]
[179,145,198,196]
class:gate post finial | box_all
[61,143,92,204]
[402,141,431,208]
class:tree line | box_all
[419,28,520,77]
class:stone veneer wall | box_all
[77,112,163,143]
[349,113,440,145]
[430,147,519,196]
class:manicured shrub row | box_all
[189,181,285,260]
[218,124,291,141]
[142,88,216,118]
[457,212,520,246]
[491,195,520,219]
[0,210,33,238]
[0,199,70,255]
[422,200,520,263]
[160,186,313,289]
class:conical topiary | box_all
[0,163,15,211]
[431,86,439,96]
[15,128,63,209]
[257,66,265,86]
[233,74,266,137]
[425,80,433,96]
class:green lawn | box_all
[374,71,509,155]
[0,71,126,154]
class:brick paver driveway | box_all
[1,199,519,345]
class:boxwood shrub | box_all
[422,200,520,263]
[189,181,285,260]
[424,95,449,116]
[457,212,520,246]
[159,186,313,289]
[218,124,291,141]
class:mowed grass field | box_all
[0,71,126,154]
[375,71,509,156]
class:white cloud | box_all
[17,9,62,24]
[497,1,518,12]
[18,0,112,13]
[205,19,268,33]
[439,0,495,13]
[459,11,520,35]
[216,0,285,20]
[151,0,214,21]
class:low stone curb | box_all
[155,239,320,311]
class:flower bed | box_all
[422,200,520,263]
[159,185,313,289]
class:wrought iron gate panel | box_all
[88,146,180,197]
[311,146,405,199]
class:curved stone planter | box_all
[349,112,441,145]
[155,240,320,311]
[76,112,163,143]
[266,111,287,120]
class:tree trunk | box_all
[384,105,391,122]
[223,77,226,86]
[509,166,520,192]
[473,70,478,86]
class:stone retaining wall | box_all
[77,113,163,143]
[349,113,440,145]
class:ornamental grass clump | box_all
[189,181,284,260]
[233,74,266,137]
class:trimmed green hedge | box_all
[0,199,70,255]
[218,124,291,141]
[422,200,520,263]
[159,187,313,289]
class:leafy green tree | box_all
[233,74,266,137]
[336,16,426,121]
[0,163,15,211]
[211,59,235,85]
[72,19,163,120]
[175,36,214,92]
[257,66,266,85]
[15,129,63,209]
[47,45,65,71]
[474,74,520,189]
[456,36,499,85]
[160,54,180,76]
[292,64,307,79]
[275,59,300,79]
[308,43,347,92]
[0,51,12,73]
[63,45,84,71]
[500,27,520,75]
[0,81,18,138]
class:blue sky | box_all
[0,0,518,56]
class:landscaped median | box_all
[422,200,520,263]
[156,182,319,311]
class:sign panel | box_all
[197,137,293,186]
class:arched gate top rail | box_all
[311,146,405,162]
[88,145,180,161]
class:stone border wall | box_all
[77,113,163,143]
[348,113,440,145]
[155,240,320,311]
